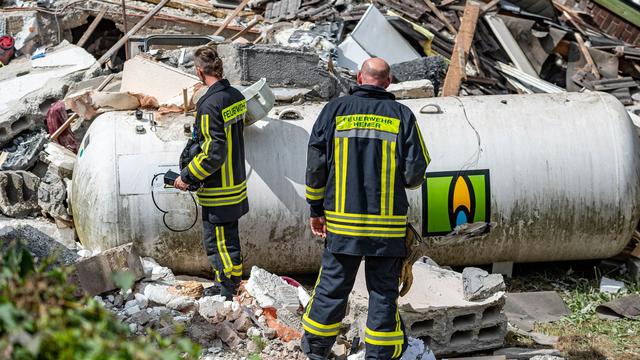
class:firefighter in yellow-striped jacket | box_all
[302,58,430,360]
[174,46,248,300]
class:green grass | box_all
[506,261,640,359]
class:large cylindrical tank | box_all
[72,92,640,275]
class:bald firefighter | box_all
[174,46,248,300]
[302,58,430,360]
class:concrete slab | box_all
[120,56,199,103]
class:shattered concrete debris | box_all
[73,243,145,296]
[41,142,76,179]
[462,267,506,302]
[493,348,562,359]
[38,166,72,222]
[387,80,435,99]
[245,265,300,312]
[390,56,449,92]
[218,43,339,99]
[351,258,507,356]
[0,130,46,171]
[0,170,40,218]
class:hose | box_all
[150,173,198,232]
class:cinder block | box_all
[0,170,40,217]
[73,243,145,295]
[217,43,338,99]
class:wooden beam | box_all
[76,7,107,47]
[96,0,170,65]
[422,0,457,34]
[213,0,250,37]
[480,0,500,14]
[229,16,260,41]
[575,32,601,80]
[442,1,480,96]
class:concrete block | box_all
[120,56,199,103]
[390,56,448,90]
[463,267,505,301]
[38,166,71,221]
[0,170,40,217]
[217,321,242,347]
[218,43,338,99]
[73,243,145,295]
[0,130,47,171]
[233,310,253,332]
[245,266,299,312]
[197,295,229,323]
[350,260,507,356]
[387,80,435,99]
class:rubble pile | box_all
[89,252,311,359]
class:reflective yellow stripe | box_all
[381,140,388,215]
[188,162,206,180]
[325,211,407,227]
[336,114,401,134]
[222,99,247,122]
[193,154,211,178]
[389,141,396,215]
[225,127,234,185]
[302,313,341,336]
[306,186,325,200]
[334,138,341,212]
[203,114,212,153]
[220,226,233,275]
[414,122,430,165]
[340,138,348,212]
[364,327,404,346]
[305,267,323,316]
[198,181,247,196]
[216,226,230,270]
[197,192,247,207]
[326,224,406,238]
[324,211,407,222]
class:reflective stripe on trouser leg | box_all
[302,250,362,358]
[201,210,243,293]
[363,255,406,360]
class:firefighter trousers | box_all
[202,210,243,300]
[301,249,407,360]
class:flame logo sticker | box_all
[422,170,491,236]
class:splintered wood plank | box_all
[441,1,480,96]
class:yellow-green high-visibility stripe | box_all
[381,140,388,215]
[388,141,397,216]
[340,138,348,212]
[305,186,325,201]
[302,314,341,337]
[225,126,234,185]
[326,223,406,238]
[305,267,323,316]
[215,226,230,270]
[414,122,431,165]
[219,226,233,276]
[324,211,407,225]
[334,138,341,212]
[198,181,247,196]
[364,327,404,346]
[197,192,247,207]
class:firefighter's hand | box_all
[310,216,327,238]
[174,176,189,191]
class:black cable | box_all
[151,173,198,232]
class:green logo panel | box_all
[422,170,491,236]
